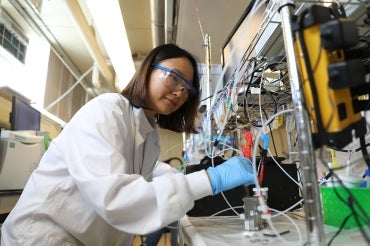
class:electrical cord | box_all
[208,20,267,135]
[251,108,303,245]
[264,108,279,156]
[329,172,370,242]
[185,84,304,245]
[327,212,353,246]
[208,139,244,216]
[267,148,302,188]
[351,199,370,244]
[296,9,327,146]
[209,206,243,217]
[360,136,370,169]
[270,198,304,219]
[267,207,303,246]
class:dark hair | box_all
[121,44,201,133]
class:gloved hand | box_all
[207,156,255,195]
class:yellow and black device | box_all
[292,5,368,149]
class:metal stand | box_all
[278,1,325,245]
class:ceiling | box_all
[0,0,251,93]
[1,0,368,105]
[1,0,369,134]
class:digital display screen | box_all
[10,95,41,131]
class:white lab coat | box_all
[1,93,212,246]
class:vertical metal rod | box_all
[278,1,325,245]
[205,34,212,109]
[204,34,213,148]
[285,111,295,163]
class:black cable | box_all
[345,188,370,245]
[243,58,258,121]
[352,205,370,245]
[318,146,370,237]
[163,157,183,167]
[332,172,370,222]
[296,10,326,145]
[295,162,304,198]
[360,136,370,169]
[264,108,278,156]
[330,173,370,242]
[249,88,278,128]
[327,212,353,246]
[336,141,370,153]
[200,89,222,103]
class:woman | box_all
[1,44,254,245]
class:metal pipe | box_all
[278,1,325,245]
[65,0,114,86]
[9,0,98,98]
[164,0,174,43]
[150,0,165,47]
[204,34,213,150]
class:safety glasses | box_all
[152,64,197,97]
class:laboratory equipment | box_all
[243,196,260,231]
[243,187,268,231]
[293,4,368,149]
[0,130,45,190]
[10,95,41,131]
[320,186,370,228]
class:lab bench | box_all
[179,214,369,246]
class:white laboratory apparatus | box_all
[0,130,45,191]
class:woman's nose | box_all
[173,87,186,97]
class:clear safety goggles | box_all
[152,64,197,97]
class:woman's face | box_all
[145,57,194,117]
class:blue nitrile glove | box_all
[207,156,255,195]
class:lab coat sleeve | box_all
[152,170,213,228]
[55,94,213,234]
[153,161,179,177]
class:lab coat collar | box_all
[132,106,156,145]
